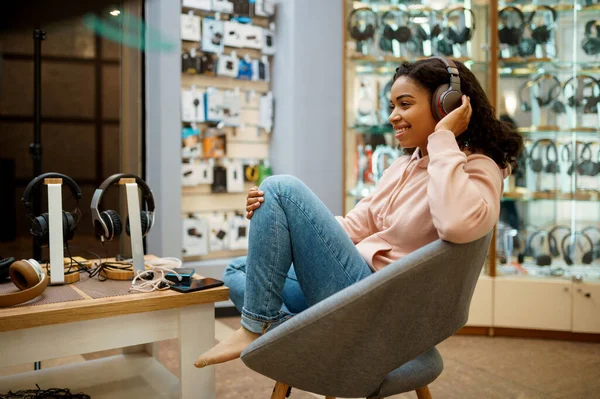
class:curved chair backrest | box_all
[241,232,492,398]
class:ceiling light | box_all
[110,10,121,16]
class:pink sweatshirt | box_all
[337,130,509,271]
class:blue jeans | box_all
[222,175,374,334]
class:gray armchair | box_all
[241,232,492,399]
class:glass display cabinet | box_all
[343,0,600,338]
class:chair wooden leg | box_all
[415,386,432,399]
[271,382,291,399]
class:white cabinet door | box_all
[494,277,572,331]
[572,282,600,334]
[466,276,493,326]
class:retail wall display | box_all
[181,12,202,42]
[180,5,275,261]
[344,1,600,337]
[346,4,477,59]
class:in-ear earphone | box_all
[90,174,156,242]
[21,173,83,248]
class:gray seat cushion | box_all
[372,347,443,398]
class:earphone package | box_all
[181,87,205,123]
[208,212,229,252]
[226,159,245,193]
[205,88,225,121]
[254,0,275,17]
[181,126,202,159]
[224,21,245,48]
[181,13,202,42]
[183,0,212,10]
[262,28,276,55]
[211,0,234,13]
[217,52,239,78]
[222,89,242,126]
[201,18,225,53]
[244,24,264,50]
[228,211,249,250]
[182,214,209,257]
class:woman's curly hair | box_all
[393,58,524,170]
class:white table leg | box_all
[178,303,216,399]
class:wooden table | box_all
[0,265,229,399]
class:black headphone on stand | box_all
[561,142,576,175]
[519,74,562,112]
[582,225,600,260]
[528,5,558,45]
[445,7,476,45]
[525,229,552,266]
[428,56,463,121]
[22,173,83,247]
[381,7,412,48]
[562,74,600,112]
[348,7,377,46]
[582,19,600,56]
[499,6,526,47]
[90,174,156,242]
[548,225,571,257]
[544,140,560,174]
[562,231,595,265]
[528,139,545,173]
[577,141,600,176]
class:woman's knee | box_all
[260,175,305,194]
[223,256,247,282]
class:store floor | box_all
[1,315,598,398]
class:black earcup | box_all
[383,24,395,41]
[436,38,454,56]
[414,24,429,41]
[549,235,560,257]
[530,158,544,173]
[100,210,122,241]
[395,26,412,43]
[532,26,551,44]
[126,212,150,237]
[431,24,442,38]
[536,254,552,266]
[518,38,537,56]
[63,211,77,242]
[379,36,393,52]
[517,252,525,264]
[352,23,375,42]
[446,27,460,43]
[31,214,49,246]
[582,37,600,56]
[499,27,521,46]
[551,100,566,114]
[582,250,594,265]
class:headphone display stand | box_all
[121,178,146,274]
[44,178,65,285]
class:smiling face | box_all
[388,76,438,155]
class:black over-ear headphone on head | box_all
[348,7,377,43]
[445,7,477,45]
[528,5,557,45]
[429,56,463,121]
[582,19,600,56]
[499,6,526,47]
[562,231,595,265]
[91,174,156,242]
[22,172,83,247]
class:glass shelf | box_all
[499,59,600,76]
[516,127,600,138]
[349,124,394,135]
[503,190,600,202]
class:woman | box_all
[194,57,523,368]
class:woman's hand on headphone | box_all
[246,186,264,220]
[434,95,472,137]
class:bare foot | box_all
[194,326,261,368]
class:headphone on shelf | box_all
[528,5,557,45]
[548,225,571,257]
[445,7,477,45]
[347,7,377,43]
[528,139,546,173]
[0,258,49,308]
[544,140,560,174]
[561,142,576,175]
[519,74,562,112]
[561,231,595,265]
[562,75,600,112]
[577,142,600,176]
[90,173,156,242]
[381,7,412,46]
[428,56,463,121]
[582,19,600,56]
[525,230,552,266]
[21,172,83,247]
[582,225,600,260]
[499,6,526,47]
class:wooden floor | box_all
[1,315,599,398]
